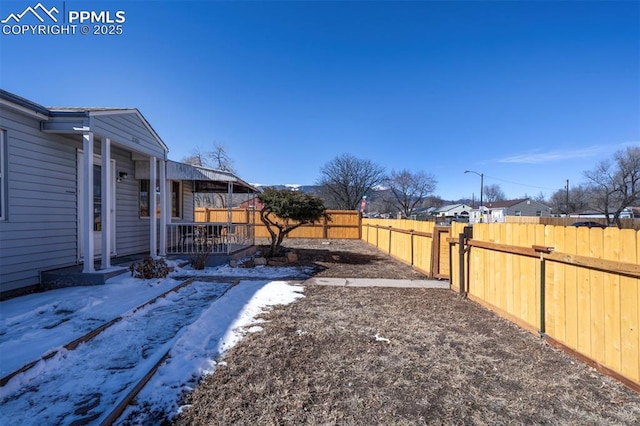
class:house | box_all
[432,204,472,222]
[237,196,264,210]
[622,207,640,219]
[0,90,256,298]
[469,198,552,224]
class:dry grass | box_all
[174,239,640,425]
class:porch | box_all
[165,222,254,255]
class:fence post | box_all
[410,231,414,266]
[430,229,438,278]
[388,226,392,254]
[540,255,546,336]
[449,240,454,287]
[458,233,465,296]
[323,215,328,239]
[533,245,553,337]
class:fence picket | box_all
[620,230,639,382]
[603,228,622,372]
[590,229,606,364]
[564,226,579,351]
[576,227,592,357]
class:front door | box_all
[77,152,116,259]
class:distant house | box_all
[469,198,552,224]
[623,207,640,219]
[0,89,256,297]
[569,211,606,219]
[570,207,640,220]
[432,204,472,222]
[237,196,264,210]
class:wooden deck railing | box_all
[165,223,253,255]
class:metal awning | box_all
[135,160,259,193]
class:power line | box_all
[482,174,561,192]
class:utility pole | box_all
[565,179,569,217]
[464,170,484,223]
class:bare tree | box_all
[483,184,506,203]
[584,146,640,227]
[182,143,235,172]
[209,143,235,172]
[532,191,548,203]
[317,154,386,210]
[182,146,207,167]
[183,143,236,208]
[422,195,444,209]
[549,184,590,215]
[385,169,437,217]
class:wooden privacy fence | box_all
[361,219,640,392]
[506,216,640,230]
[195,208,361,239]
[449,222,640,393]
[361,219,450,278]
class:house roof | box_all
[47,107,169,154]
[627,206,640,215]
[0,89,51,117]
[0,89,168,155]
[483,199,528,208]
[151,161,258,194]
[434,203,470,212]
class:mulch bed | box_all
[174,239,640,425]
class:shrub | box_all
[129,256,170,279]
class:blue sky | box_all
[1,0,638,201]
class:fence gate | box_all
[430,226,451,279]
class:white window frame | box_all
[171,180,182,219]
[140,179,160,219]
[140,179,182,219]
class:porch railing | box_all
[166,222,254,255]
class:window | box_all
[514,210,522,216]
[171,181,182,218]
[536,210,542,217]
[140,179,181,218]
[0,130,6,220]
[93,165,102,231]
[140,179,150,217]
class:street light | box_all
[465,170,484,223]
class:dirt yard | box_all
[174,239,640,425]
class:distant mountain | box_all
[251,184,321,193]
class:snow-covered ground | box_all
[0,260,312,424]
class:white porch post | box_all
[159,159,167,256]
[149,156,158,257]
[101,137,112,269]
[82,132,95,273]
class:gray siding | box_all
[0,107,79,292]
[91,113,166,159]
[111,147,151,256]
[181,181,195,222]
[0,109,161,293]
[508,200,552,217]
